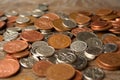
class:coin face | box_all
[55,49,76,64]
[70,40,87,52]
[48,33,71,49]
[46,63,75,80]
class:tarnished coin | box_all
[83,67,104,80]
[35,46,55,57]
[86,37,103,48]
[55,49,76,64]
[32,60,53,77]
[5,10,18,17]
[20,56,38,68]
[103,43,118,53]
[46,63,75,80]
[70,41,87,52]
[48,33,71,49]
[71,56,87,70]
[32,41,48,48]
[76,32,97,42]
[16,16,30,24]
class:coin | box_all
[48,33,71,49]
[32,10,44,18]
[37,3,48,11]
[72,70,83,80]
[3,40,28,53]
[16,16,30,24]
[55,49,76,64]
[0,11,4,17]
[34,17,54,30]
[0,41,8,51]
[19,11,32,17]
[32,60,53,77]
[83,67,104,80]
[46,63,75,80]
[76,31,97,42]
[0,59,20,78]
[70,40,87,52]
[0,16,7,21]
[6,27,22,32]
[7,16,18,23]
[71,56,87,70]
[12,75,35,80]
[22,25,37,31]
[101,14,118,21]
[20,30,44,42]
[56,12,69,19]
[32,41,48,48]
[5,10,18,17]
[0,21,5,29]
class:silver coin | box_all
[16,16,30,24]
[35,46,55,57]
[47,54,57,64]
[31,41,48,48]
[71,56,87,70]
[103,43,118,53]
[40,29,52,34]
[70,40,87,52]
[19,56,38,69]
[37,4,48,11]
[6,27,22,32]
[61,31,74,38]
[22,25,37,31]
[56,12,69,19]
[101,33,116,40]
[76,32,97,42]
[78,22,90,28]
[83,67,104,80]
[62,19,77,29]
[43,32,54,41]
[55,49,76,64]
[0,16,7,21]
[5,10,18,17]
[32,10,44,18]
[19,11,32,17]
[86,37,103,48]
[30,47,41,57]
[0,41,8,51]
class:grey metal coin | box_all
[19,11,32,17]
[0,16,7,21]
[43,32,54,41]
[35,46,55,57]
[32,10,44,18]
[37,4,48,11]
[62,19,77,29]
[62,31,74,38]
[76,32,97,42]
[47,54,57,64]
[71,56,87,70]
[83,67,104,80]
[0,41,8,51]
[5,10,18,17]
[56,12,69,19]
[101,33,116,40]
[70,41,87,52]
[86,37,103,48]
[30,47,41,57]
[22,25,37,31]
[19,56,39,69]
[103,43,118,53]
[31,41,48,49]
[55,49,76,64]
[6,27,22,32]
[40,29,52,34]
[16,16,30,24]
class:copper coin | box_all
[34,17,54,30]
[53,19,69,31]
[3,40,28,53]
[0,11,4,17]
[109,28,120,34]
[42,12,60,21]
[75,14,91,25]
[0,59,20,78]
[32,60,53,77]
[72,70,83,80]
[48,33,71,49]
[91,15,101,21]
[95,9,113,16]
[7,16,18,23]
[20,30,43,42]
[12,75,35,80]
[79,11,92,16]
[71,27,93,36]
[69,12,79,20]
[0,21,5,29]
[101,14,118,21]
[11,50,30,59]
[46,63,75,80]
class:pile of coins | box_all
[0,3,120,80]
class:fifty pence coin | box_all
[83,67,104,80]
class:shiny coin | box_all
[16,16,30,24]
[55,49,76,64]
[30,47,41,57]
[76,32,97,42]
[83,67,104,80]
[103,43,118,53]
[56,12,69,19]
[35,46,55,57]
[20,56,38,68]
[71,56,87,70]
[40,29,52,34]
[32,41,48,48]
[46,63,75,80]
[38,4,48,11]
[0,16,7,21]
[70,40,87,52]
[32,10,44,18]
[19,11,32,17]
[6,27,22,32]
[5,10,18,17]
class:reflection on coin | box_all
[7,27,22,32]
[32,41,48,48]
[83,67,104,80]
[5,10,18,17]
[76,32,97,42]
[32,10,44,18]
[70,41,87,52]
[103,43,118,53]
[16,16,30,24]
[55,49,76,64]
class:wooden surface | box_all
[0,0,120,80]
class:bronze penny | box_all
[95,9,113,16]
[48,33,71,49]
[46,63,75,80]
[34,17,54,30]
[20,30,44,42]
[91,15,101,21]
[0,21,5,29]
[11,50,30,59]
[42,12,60,21]
[32,60,53,77]
[53,19,69,31]
[101,14,118,21]
[3,40,28,53]
[0,59,20,78]
[7,16,18,23]
[72,70,83,80]
[79,11,92,16]
[69,12,79,20]
[71,27,93,36]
